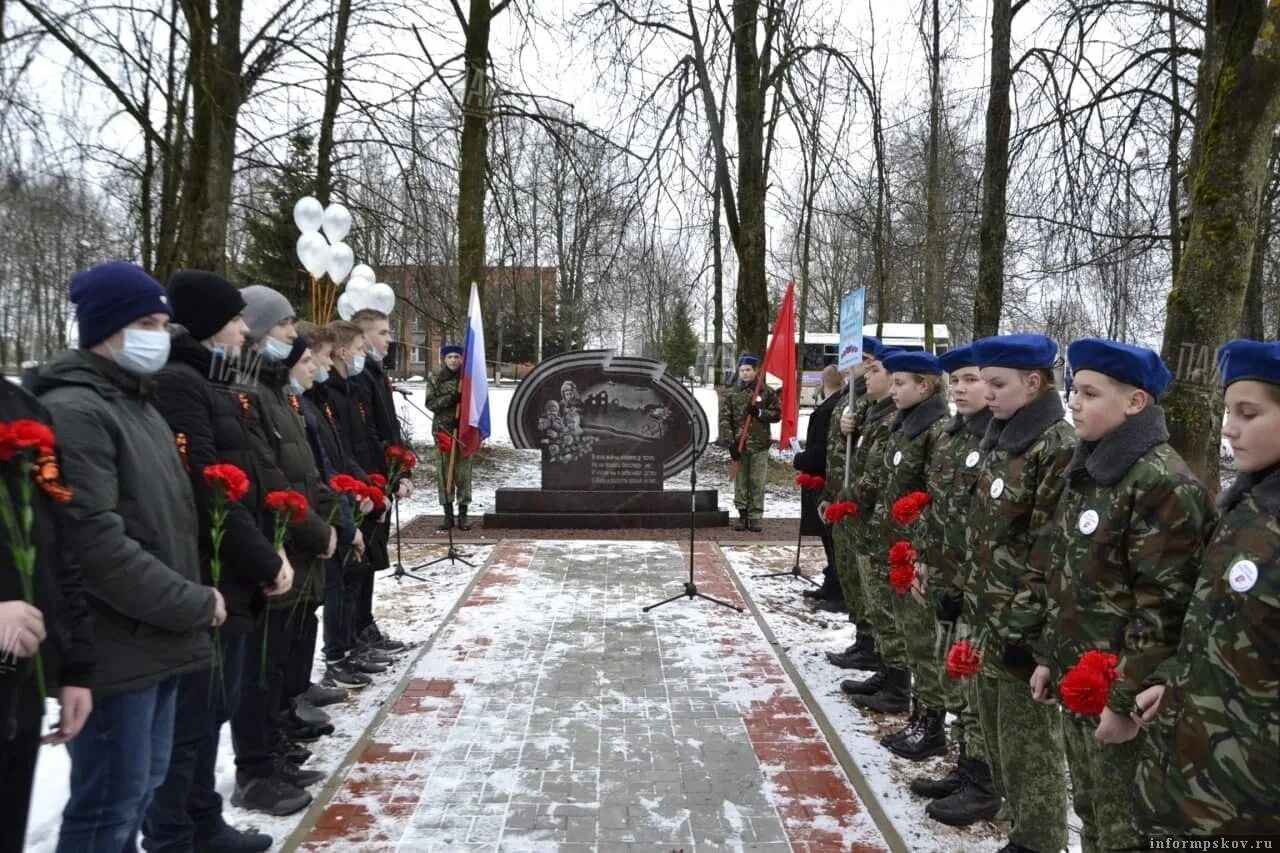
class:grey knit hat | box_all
[240,285,295,342]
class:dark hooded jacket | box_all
[25,350,215,697]
[352,355,403,476]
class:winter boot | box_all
[888,708,948,760]
[194,821,273,853]
[282,742,312,766]
[456,504,473,530]
[747,517,763,532]
[803,568,836,599]
[926,755,1002,826]
[825,639,865,669]
[301,682,348,707]
[881,698,922,749]
[289,698,331,728]
[274,757,324,788]
[733,511,749,531]
[993,844,1037,853]
[436,503,454,532]
[362,623,407,654]
[910,747,965,799]
[322,659,371,689]
[231,774,311,817]
[841,667,886,697]
[852,667,911,713]
[833,633,879,670]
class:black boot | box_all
[803,568,836,599]
[733,511,748,531]
[456,505,473,530]
[910,747,965,798]
[845,633,880,669]
[840,667,885,696]
[747,517,763,532]
[888,708,947,760]
[436,503,454,532]
[852,667,911,713]
[825,634,867,669]
[926,755,1002,826]
[881,698,922,749]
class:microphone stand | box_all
[643,445,743,615]
[390,495,429,583]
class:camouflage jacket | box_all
[848,396,898,549]
[719,380,781,454]
[823,379,869,503]
[916,409,992,596]
[875,394,951,555]
[1137,465,1280,835]
[425,367,461,435]
[964,392,1075,668]
[1037,406,1211,713]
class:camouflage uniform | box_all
[881,394,950,710]
[851,396,901,664]
[1136,466,1280,837]
[963,391,1074,853]
[826,384,870,621]
[719,380,781,522]
[915,408,992,759]
[425,367,472,505]
[1038,406,1211,852]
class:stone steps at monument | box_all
[493,488,722,513]
[481,509,731,529]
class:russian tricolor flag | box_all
[457,282,490,457]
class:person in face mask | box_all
[24,263,225,853]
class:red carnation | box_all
[362,484,387,512]
[369,473,389,493]
[795,473,812,489]
[946,641,982,680]
[809,475,825,492]
[887,540,917,568]
[329,474,365,496]
[1060,650,1120,717]
[204,464,250,502]
[888,561,917,595]
[891,491,932,526]
[265,490,309,524]
[434,431,453,453]
[386,444,418,473]
[823,501,858,524]
[0,419,57,461]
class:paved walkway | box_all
[297,540,887,852]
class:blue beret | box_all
[972,334,1058,370]
[938,344,975,373]
[881,350,942,376]
[1068,338,1171,398]
[737,354,759,368]
[863,336,884,360]
[1216,339,1280,388]
[440,344,463,358]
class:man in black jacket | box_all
[0,381,94,852]
[794,365,846,607]
[26,262,223,853]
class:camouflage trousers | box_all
[1062,712,1145,852]
[831,520,862,625]
[733,449,769,520]
[436,450,473,506]
[928,615,987,763]
[856,550,906,668]
[975,670,1069,852]
[892,585,945,710]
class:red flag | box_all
[761,281,798,448]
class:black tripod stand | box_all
[753,503,820,585]
[390,496,429,582]
[643,447,743,614]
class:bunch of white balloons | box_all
[293,196,396,319]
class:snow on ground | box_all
[724,543,1086,853]
[23,543,493,852]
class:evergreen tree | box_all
[238,131,316,312]
[661,298,699,379]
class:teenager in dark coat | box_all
[793,366,846,603]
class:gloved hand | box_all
[1001,641,1038,679]
[729,445,742,462]
[746,405,763,419]
[936,593,963,624]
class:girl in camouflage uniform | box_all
[1135,338,1280,837]
[426,344,473,531]
[719,354,781,532]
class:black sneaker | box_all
[283,720,335,743]
[282,742,312,765]
[275,759,325,788]
[301,683,349,706]
[289,698,332,728]
[230,776,312,817]
[194,822,273,852]
[362,624,407,654]
[323,661,372,689]
[354,647,394,666]
[345,654,387,675]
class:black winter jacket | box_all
[323,371,381,477]
[26,351,215,697]
[795,389,844,476]
[151,331,282,633]
[352,358,403,474]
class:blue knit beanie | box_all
[70,262,172,348]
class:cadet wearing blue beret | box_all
[881,350,942,376]
[938,344,975,374]
[863,336,884,361]
[972,333,1058,369]
[737,353,760,369]
[1215,338,1280,388]
[1067,338,1172,399]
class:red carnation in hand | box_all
[809,475,825,492]
[434,431,453,453]
[887,540,917,567]
[891,491,932,526]
[888,561,917,595]
[946,641,982,680]
[369,473,389,493]
[362,484,387,513]
[796,473,812,489]
[265,490,309,524]
[204,464,250,502]
[823,501,858,524]
[1060,650,1120,717]
[329,474,365,496]
[0,419,57,461]
[386,444,418,472]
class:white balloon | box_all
[346,276,373,298]
[349,263,376,286]
[369,282,395,314]
[293,196,323,233]
[327,242,355,283]
[322,203,352,242]
[336,291,357,321]
[296,232,329,278]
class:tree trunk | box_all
[972,0,1014,338]
[1159,0,1280,488]
[732,0,770,359]
[456,0,494,313]
[316,0,352,202]
[922,0,943,350]
[712,177,725,387]
[1167,0,1183,284]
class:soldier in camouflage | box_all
[425,344,472,531]
[959,334,1074,852]
[1035,338,1211,852]
[719,354,781,532]
[1134,338,1280,837]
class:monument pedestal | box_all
[484,488,730,529]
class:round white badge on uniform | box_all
[1228,559,1258,593]
[1077,509,1099,536]
[989,478,1004,499]
[857,436,865,448]
[965,450,980,468]
[893,450,903,466]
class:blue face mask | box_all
[114,328,171,375]
[366,348,384,365]
[287,377,305,395]
[350,353,366,374]
[262,336,293,362]
[313,365,330,385]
